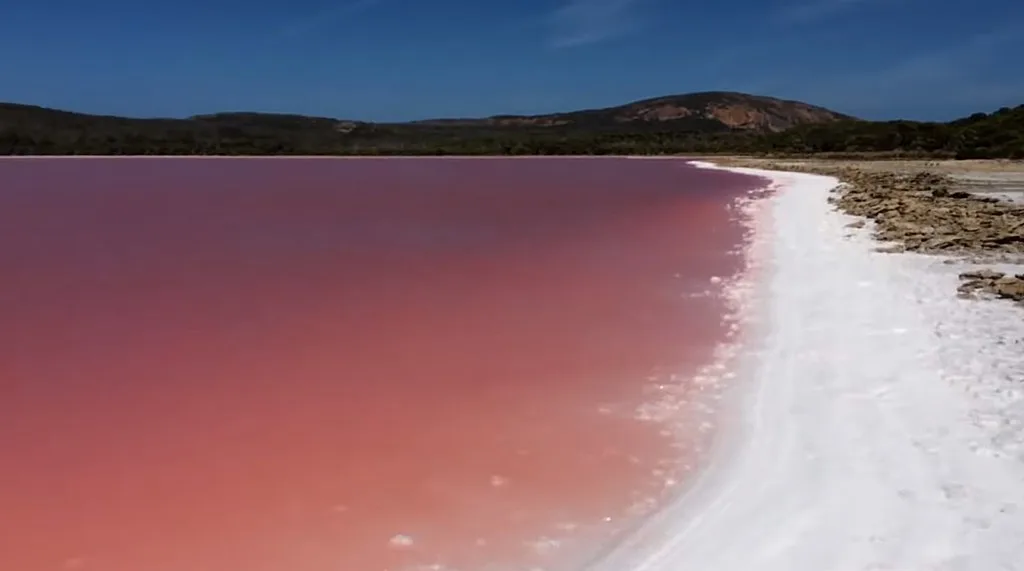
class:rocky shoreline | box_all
[717,158,1024,305]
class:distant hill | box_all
[411,92,852,132]
[0,93,1020,157]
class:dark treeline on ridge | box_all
[0,93,1021,158]
[765,106,1024,159]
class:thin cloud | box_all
[547,0,647,48]
[280,0,382,38]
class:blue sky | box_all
[1,0,1021,121]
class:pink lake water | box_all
[0,157,764,571]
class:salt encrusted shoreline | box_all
[718,158,1024,305]
[591,162,1024,571]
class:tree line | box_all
[756,105,1024,159]
[1,102,1021,158]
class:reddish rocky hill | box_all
[413,91,853,133]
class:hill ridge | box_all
[0,93,1020,158]
[411,91,853,132]
[1,91,850,132]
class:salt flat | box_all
[592,163,1024,571]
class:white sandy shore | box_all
[589,163,1024,571]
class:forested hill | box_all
[759,104,1024,158]
[0,93,1020,158]
[0,91,846,155]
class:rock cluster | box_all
[958,269,1024,304]
[833,171,1024,255]
[720,158,1024,307]
[765,165,1024,256]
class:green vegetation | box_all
[0,97,1021,158]
[758,106,1024,159]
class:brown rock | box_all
[959,269,1005,280]
[992,277,1024,301]
[735,161,1024,305]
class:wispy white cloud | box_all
[279,0,382,38]
[547,0,648,48]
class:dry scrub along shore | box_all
[717,158,1024,306]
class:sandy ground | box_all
[589,162,1024,570]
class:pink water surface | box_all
[0,157,763,571]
